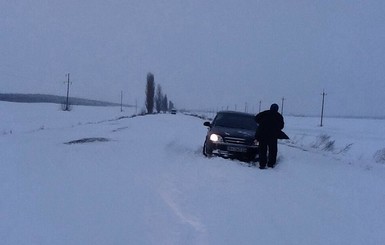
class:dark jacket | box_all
[255,110,284,140]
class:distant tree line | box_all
[145,72,175,114]
[0,93,121,107]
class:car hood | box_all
[209,126,256,139]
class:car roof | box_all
[216,111,255,117]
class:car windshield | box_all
[213,113,257,130]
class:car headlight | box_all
[253,139,259,146]
[209,134,223,142]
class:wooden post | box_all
[120,91,123,112]
[65,73,70,111]
[281,97,285,115]
[320,90,326,127]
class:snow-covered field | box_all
[1,102,385,245]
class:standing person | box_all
[255,103,284,169]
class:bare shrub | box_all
[312,134,335,152]
[374,148,385,164]
[336,143,354,154]
[323,140,335,151]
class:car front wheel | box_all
[246,152,257,163]
[203,142,213,157]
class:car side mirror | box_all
[203,121,211,127]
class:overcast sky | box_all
[1,0,385,117]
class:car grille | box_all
[224,136,247,145]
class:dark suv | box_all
[203,111,259,162]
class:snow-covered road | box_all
[1,103,385,244]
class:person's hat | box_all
[270,103,279,112]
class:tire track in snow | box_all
[158,179,208,245]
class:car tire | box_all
[246,153,257,162]
[203,142,213,157]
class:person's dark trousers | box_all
[259,140,268,168]
[267,138,278,167]
[259,138,278,168]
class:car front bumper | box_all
[207,142,259,158]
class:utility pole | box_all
[281,97,285,115]
[120,91,123,112]
[259,100,262,113]
[320,90,327,127]
[65,73,71,111]
[135,99,138,114]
